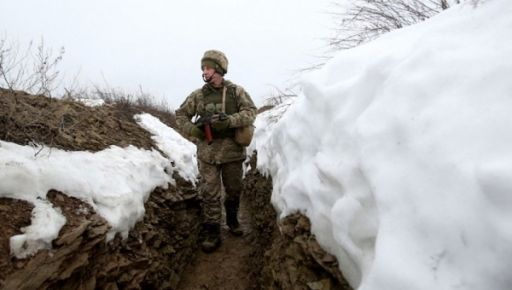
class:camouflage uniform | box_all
[176,79,256,224]
[176,50,256,253]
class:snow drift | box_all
[252,1,512,289]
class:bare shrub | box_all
[63,82,176,127]
[300,0,475,71]
[264,86,298,107]
[33,41,65,97]
[329,0,447,51]
[96,85,172,113]
[327,0,490,51]
[0,36,64,97]
[259,86,298,123]
[1,36,175,128]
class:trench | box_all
[0,88,350,289]
[0,156,351,290]
[177,156,352,290]
[177,193,254,290]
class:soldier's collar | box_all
[202,80,235,95]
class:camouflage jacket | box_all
[175,80,256,164]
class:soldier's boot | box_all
[201,222,221,253]
[225,199,243,236]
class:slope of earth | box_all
[0,88,201,289]
[243,155,353,290]
[0,88,157,151]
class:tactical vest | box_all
[198,85,238,115]
[197,84,239,137]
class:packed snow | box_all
[135,113,198,184]
[0,114,198,258]
[250,1,512,290]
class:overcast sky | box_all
[2,0,334,107]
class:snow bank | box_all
[254,1,512,289]
[135,113,198,184]
[248,97,295,172]
[0,141,172,258]
[0,112,198,259]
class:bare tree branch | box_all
[300,0,474,71]
[329,0,444,52]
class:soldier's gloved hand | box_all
[189,125,205,139]
[211,117,230,131]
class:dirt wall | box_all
[243,155,353,290]
[0,176,201,290]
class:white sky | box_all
[1,0,334,107]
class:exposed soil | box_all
[0,88,172,152]
[0,198,34,284]
[243,156,352,290]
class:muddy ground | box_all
[178,200,253,290]
[0,89,351,289]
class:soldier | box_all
[175,50,257,253]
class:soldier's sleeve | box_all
[175,90,199,135]
[229,86,257,128]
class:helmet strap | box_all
[202,73,213,83]
[202,71,223,84]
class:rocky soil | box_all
[0,89,352,290]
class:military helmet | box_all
[201,50,228,75]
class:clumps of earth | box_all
[0,88,351,290]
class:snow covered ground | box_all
[0,115,197,258]
[250,0,512,289]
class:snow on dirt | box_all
[135,113,198,184]
[250,1,512,290]
[0,141,172,257]
[0,112,198,259]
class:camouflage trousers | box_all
[198,159,243,224]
